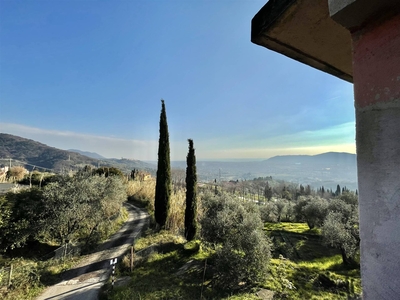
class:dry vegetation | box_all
[126,179,195,234]
[6,166,27,182]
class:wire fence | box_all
[0,242,81,291]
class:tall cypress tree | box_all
[185,139,197,241]
[155,100,172,228]
[336,184,341,196]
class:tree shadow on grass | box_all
[5,240,59,261]
[270,230,340,261]
[107,242,218,300]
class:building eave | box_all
[251,0,353,83]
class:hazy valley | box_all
[1,133,357,191]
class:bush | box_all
[200,192,271,290]
[6,166,27,182]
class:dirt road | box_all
[36,203,149,300]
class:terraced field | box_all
[264,222,361,299]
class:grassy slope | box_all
[264,222,361,299]
[106,223,361,300]
[105,231,258,300]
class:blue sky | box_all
[0,0,355,161]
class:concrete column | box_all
[352,13,400,299]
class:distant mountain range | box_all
[68,149,105,159]
[0,133,357,190]
[0,133,155,173]
[265,152,356,165]
[172,152,357,191]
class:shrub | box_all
[6,166,27,182]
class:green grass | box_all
[265,257,361,299]
[0,256,83,300]
[264,222,320,235]
[102,223,361,300]
[104,231,259,300]
[264,222,361,299]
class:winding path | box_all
[36,203,149,300]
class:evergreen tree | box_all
[264,182,273,201]
[298,184,306,198]
[336,184,341,196]
[185,139,197,241]
[155,100,172,228]
[305,185,312,195]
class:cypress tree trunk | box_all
[155,100,171,228]
[185,139,197,241]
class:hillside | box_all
[68,149,105,159]
[0,133,155,173]
[265,152,356,165]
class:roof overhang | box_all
[251,0,353,82]
[251,0,400,84]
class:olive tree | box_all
[294,196,328,229]
[259,201,278,223]
[322,194,359,265]
[0,188,45,251]
[322,211,359,265]
[41,173,126,245]
[200,192,271,289]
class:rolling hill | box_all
[265,152,356,166]
[68,149,105,159]
[0,133,155,173]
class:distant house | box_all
[0,165,9,183]
[0,165,9,173]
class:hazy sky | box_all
[0,0,356,161]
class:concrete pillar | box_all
[352,13,400,299]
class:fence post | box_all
[130,246,134,272]
[8,264,13,288]
[110,258,117,289]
